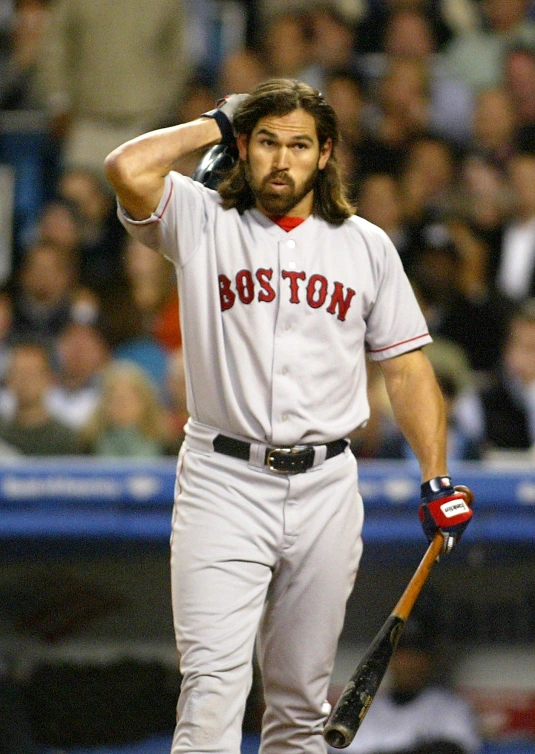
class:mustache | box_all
[241,153,295,190]
[262,170,294,188]
[264,170,293,183]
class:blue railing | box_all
[0,458,533,544]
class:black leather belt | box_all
[212,434,347,475]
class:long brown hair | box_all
[218,79,355,225]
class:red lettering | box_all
[218,274,235,311]
[220,269,354,321]
[307,274,328,309]
[256,268,276,303]
[282,270,306,303]
[236,269,255,304]
[327,282,355,321]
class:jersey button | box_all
[287,240,296,249]
[282,414,289,422]
[282,366,288,375]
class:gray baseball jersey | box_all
[118,172,431,447]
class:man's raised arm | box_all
[103,119,221,220]
[104,93,249,220]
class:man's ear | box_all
[236,133,248,161]
[318,138,333,170]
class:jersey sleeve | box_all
[116,172,216,267]
[365,227,432,360]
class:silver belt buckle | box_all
[266,447,300,474]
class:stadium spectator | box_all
[306,2,360,91]
[359,56,433,177]
[356,172,412,263]
[0,0,12,57]
[79,360,169,457]
[457,298,535,454]
[96,280,169,397]
[32,197,83,260]
[322,68,372,192]
[38,0,189,174]
[372,7,475,146]
[503,43,535,150]
[469,86,517,169]
[398,135,459,254]
[328,599,482,754]
[0,340,79,455]
[56,166,128,293]
[355,0,480,54]
[0,0,58,257]
[122,237,181,353]
[47,320,110,430]
[323,68,366,149]
[217,47,269,98]
[496,149,535,302]
[445,0,535,91]
[258,9,318,87]
[452,154,509,269]
[11,240,97,350]
[447,208,504,305]
[349,359,393,460]
[250,2,360,95]
[0,0,50,110]
[377,338,483,462]
[408,222,513,374]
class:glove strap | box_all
[421,476,453,498]
[203,108,235,145]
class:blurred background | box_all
[0,0,535,752]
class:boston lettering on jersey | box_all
[218,268,355,321]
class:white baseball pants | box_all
[169,432,364,754]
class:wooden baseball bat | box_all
[324,486,474,749]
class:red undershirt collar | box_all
[268,215,306,232]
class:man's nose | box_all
[273,146,290,169]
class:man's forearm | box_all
[104,117,221,219]
[107,118,221,180]
[380,350,449,481]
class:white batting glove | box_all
[202,93,250,144]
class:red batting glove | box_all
[419,476,473,553]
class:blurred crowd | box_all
[1,0,535,461]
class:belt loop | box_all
[313,444,327,467]
[249,442,266,468]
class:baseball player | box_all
[104,79,473,754]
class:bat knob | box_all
[329,731,345,748]
[324,724,352,749]
[454,484,474,508]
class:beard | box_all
[243,157,319,216]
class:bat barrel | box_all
[323,615,405,748]
[323,521,466,749]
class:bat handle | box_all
[392,532,443,621]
